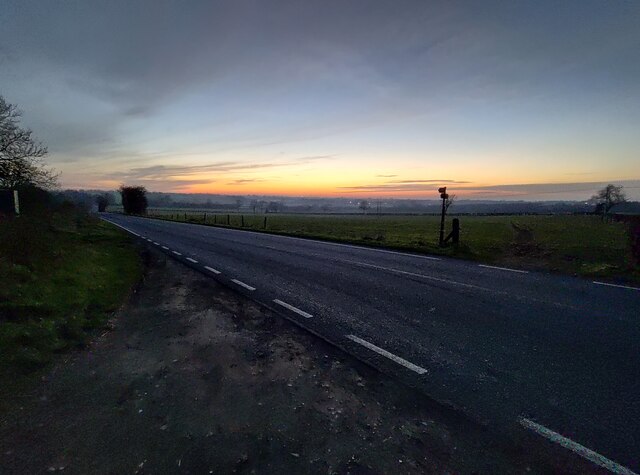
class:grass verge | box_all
[142,211,639,283]
[0,212,141,376]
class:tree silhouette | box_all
[592,184,626,220]
[119,186,148,215]
[0,95,56,189]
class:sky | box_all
[1,0,639,200]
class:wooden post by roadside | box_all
[227,214,230,225]
[263,216,267,229]
[444,218,460,246]
[241,215,244,227]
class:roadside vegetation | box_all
[0,205,141,375]
[134,209,638,283]
[1,95,142,377]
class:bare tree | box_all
[0,95,56,189]
[358,200,370,214]
[591,184,626,220]
[445,194,456,213]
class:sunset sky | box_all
[1,0,639,200]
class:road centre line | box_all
[153,242,159,245]
[593,281,640,291]
[162,246,169,250]
[519,417,637,475]
[186,257,198,263]
[273,299,314,319]
[204,266,221,274]
[346,335,427,375]
[172,251,182,256]
[341,259,499,293]
[478,264,528,274]
[231,279,256,291]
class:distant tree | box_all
[358,200,370,214]
[591,184,626,220]
[235,197,245,210]
[266,201,281,213]
[119,185,148,214]
[0,95,57,189]
[96,193,111,212]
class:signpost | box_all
[438,187,448,246]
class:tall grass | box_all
[0,211,141,374]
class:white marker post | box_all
[13,190,20,216]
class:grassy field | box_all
[0,211,141,375]
[141,209,638,282]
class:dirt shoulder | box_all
[1,248,537,474]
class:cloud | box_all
[386,179,471,184]
[338,178,471,192]
[227,178,266,185]
[336,179,640,199]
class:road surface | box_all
[103,213,640,473]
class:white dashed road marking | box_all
[346,335,427,375]
[519,417,637,475]
[273,299,314,319]
[204,266,221,275]
[172,251,182,256]
[231,279,256,291]
[593,281,640,291]
[186,257,198,263]
[161,246,169,250]
[478,264,528,274]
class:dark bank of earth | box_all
[1,248,537,474]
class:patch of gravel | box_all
[0,249,537,474]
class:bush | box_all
[119,185,148,214]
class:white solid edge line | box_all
[204,266,221,274]
[346,334,427,375]
[273,299,314,319]
[478,264,529,274]
[172,251,182,256]
[231,279,256,291]
[593,281,640,291]
[186,257,198,263]
[519,417,637,475]
[161,246,169,250]
[101,218,140,237]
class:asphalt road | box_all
[103,213,640,473]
